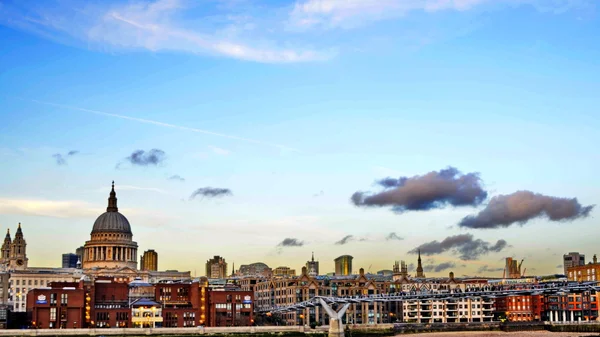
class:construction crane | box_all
[518,259,525,274]
[522,268,527,277]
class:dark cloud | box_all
[168,175,185,182]
[352,167,487,213]
[386,232,403,241]
[52,150,79,165]
[52,154,66,165]
[477,265,504,274]
[190,187,232,200]
[335,235,354,245]
[424,262,456,273]
[277,238,304,247]
[459,190,594,229]
[125,149,166,166]
[556,264,563,269]
[407,263,415,272]
[408,234,508,260]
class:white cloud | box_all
[288,0,588,29]
[0,198,99,219]
[0,0,331,63]
[208,145,231,156]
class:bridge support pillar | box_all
[319,298,351,337]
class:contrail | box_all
[27,99,298,152]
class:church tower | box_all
[416,249,424,278]
[1,229,11,266]
[9,223,28,270]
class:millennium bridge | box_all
[261,282,600,337]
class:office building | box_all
[567,254,599,282]
[140,250,158,271]
[564,252,586,276]
[206,256,227,279]
[62,253,79,268]
[334,255,353,275]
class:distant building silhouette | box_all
[334,255,353,275]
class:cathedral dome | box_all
[90,181,133,235]
[92,211,132,234]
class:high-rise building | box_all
[563,252,585,276]
[505,257,524,278]
[62,253,79,268]
[334,255,353,275]
[206,255,228,279]
[273,266,296,277]
[140,249,158,271]
[306,252,319,276]
[75,246,84,263]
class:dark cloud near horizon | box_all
[352,167,487,213]
[477,265,504,274]
[190,187,232,200]
[556,264,563,269]
[124,149,166,167]
[424,262,457,273]
[408,234,508,260]
[458,190,594,229]
[168,175,185,182]
[335,235,354,245]
[277,238,305,247]
[386,232,403,241]
[52,150,79,165]
[407,263,415,272]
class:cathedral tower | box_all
[416,249,424,278]
[9,223,28,270]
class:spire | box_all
[311,251,314,262]
[107,181,118,212]
[416,249,424,278]
[231,262,235,276]
[3,229,10,242]
[15,223,23,236]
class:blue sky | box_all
[0,0,598,277]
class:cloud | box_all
[168,174,185,182]
[408,233,508,260]
[556,264,563,268]
[208,145,231,156]
[335,235,354,245]
[0,198,99,218]
[277,238,305,247]
[123,149,166,167]
[27,99,298,152]
[407,263,415,272]
[313,190,324,197]
[352,167,487,213]
[386,232,403,241]
[52,149,79,165]
[288,0,588,29]
[189,187,233,200]
[424,262,457,273]
[458,190,594,229]
[477,265,504,274]
[0,0,330,63]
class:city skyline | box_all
[1,0,599,277]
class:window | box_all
[61,293,68,305]
[50,293,57,305]
[50,308,57,321]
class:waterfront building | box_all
[334,255,353,276]
[9,268,81,312]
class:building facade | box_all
[82,182,138,270]
[564,252,586,276]
[206,256,228,279]
[334,255,353,276]
[62,254,79,269]
[141,250,158,271]
[1,224,28,270]
[306,253,319,277]
[567,255,599,282]
[273,267,295,278]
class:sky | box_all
[0,0,599,278]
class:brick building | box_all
[207,290,253,327]
[26,282,85,329]
[567,255,600,282]
[495,294,542,321]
